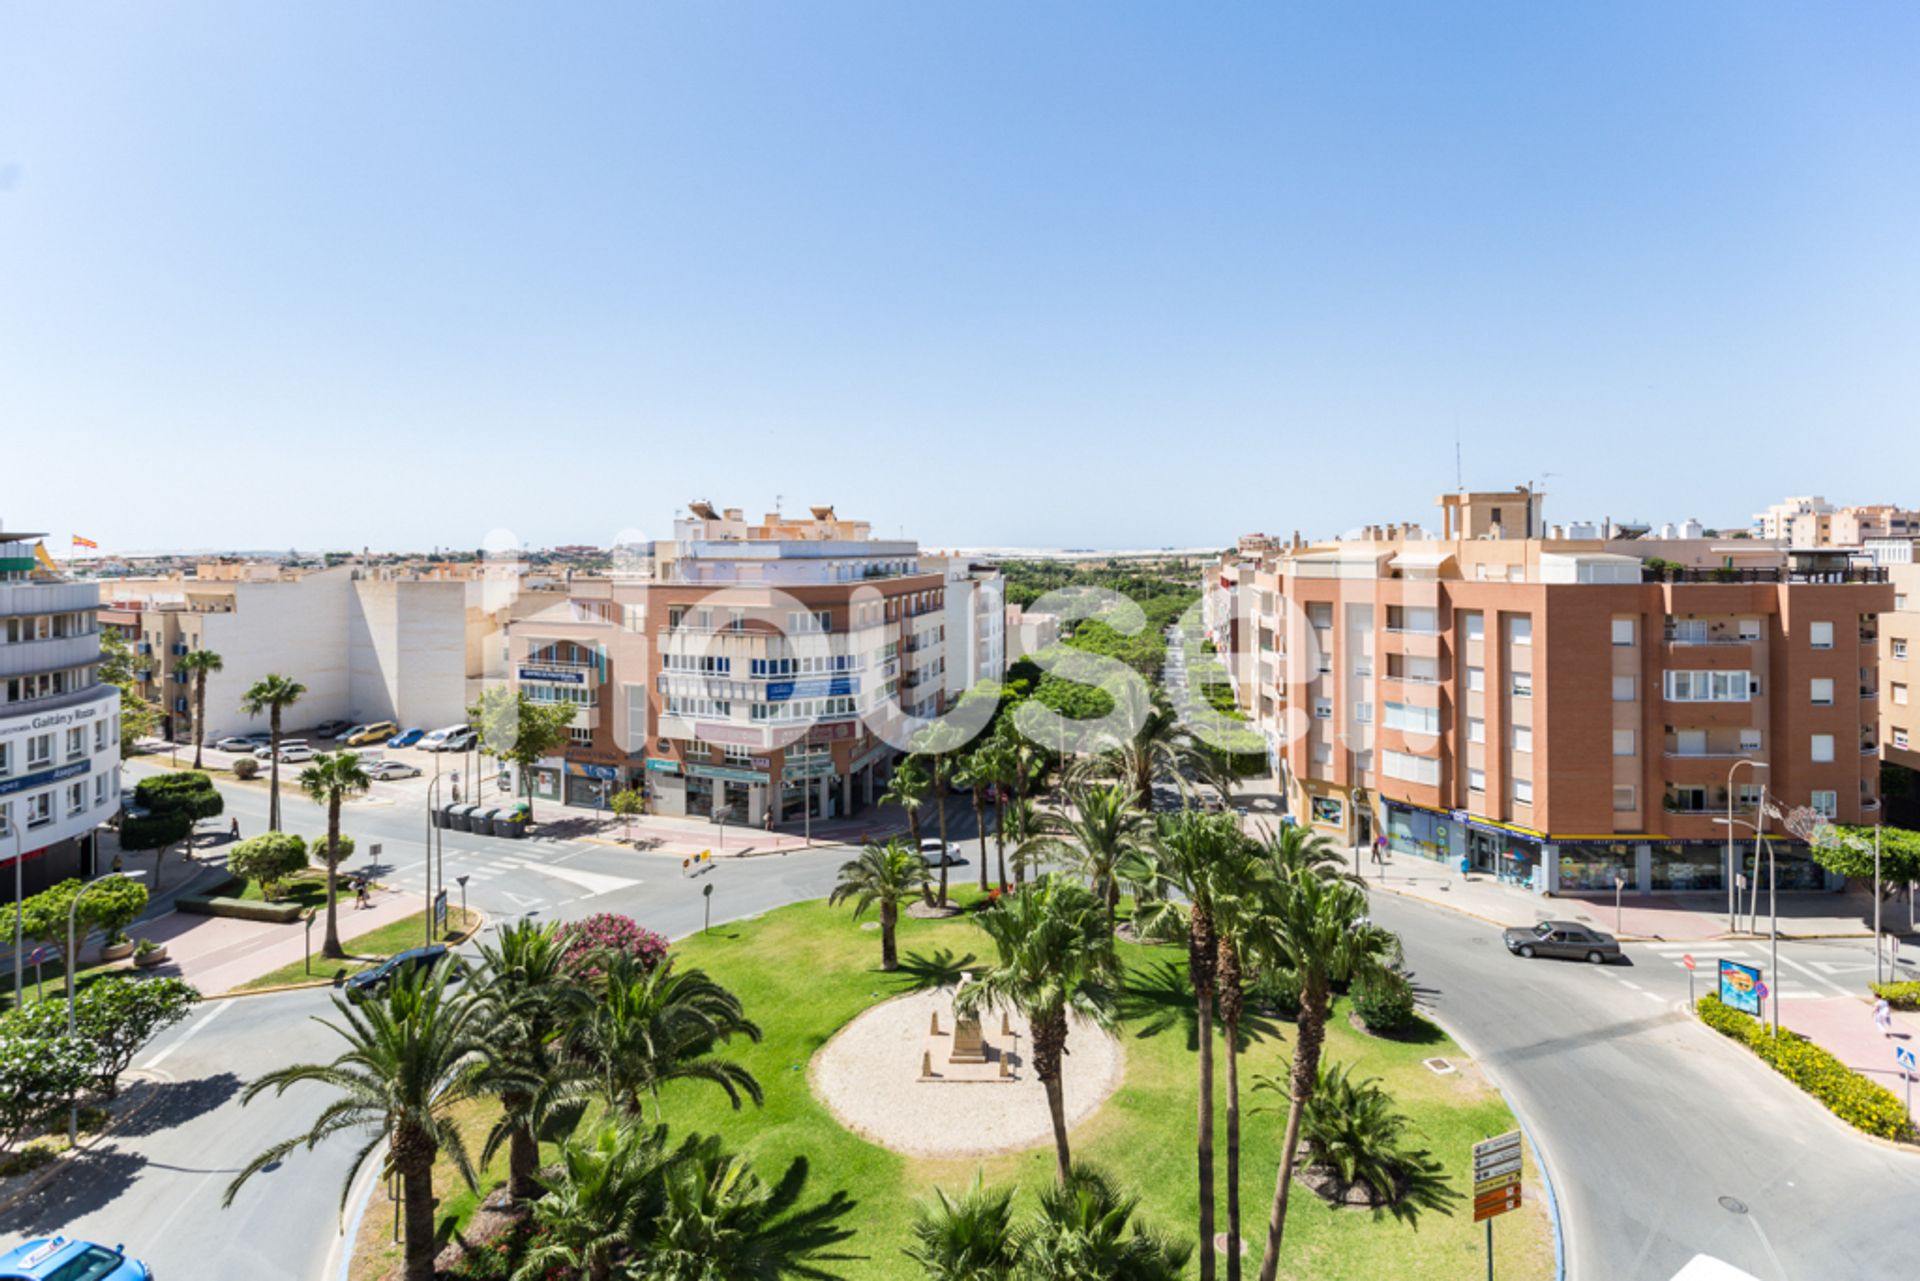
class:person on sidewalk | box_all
[1372,835,1388,867]
[1875,996,1895,1038]
[355,882,372,911]
[230,818,240,840]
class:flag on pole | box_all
[72,535,98,550]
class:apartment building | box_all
[0,527,120,896]
[1752,495,1920,547]
[1207,489,1891,897]
[503,504,1003,825]
[99,564,511,742]
[1880,560,1920,787]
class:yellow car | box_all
[344,721,399,747]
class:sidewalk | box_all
[134,883,420,994]
[1777,997,1920,1126]
[545,794,907,858]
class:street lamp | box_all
[1715,795,1780,1039]
[69,870,146,1144]
[424,774,449,948]
[1613,867,1628,936]
[1726,760,1768,934]
[4,810,21,1008]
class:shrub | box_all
[1698,995,1913,1140]
[0,1031,93,1152]
[1295,1061,1428,1204]
[6,975,198,1098]
[1350,970,1417,1035]
[230,756,259,781]
[132,771,224,823]
[174,896,302,924]
[1872,981,1920,1011]
[228,832,309,901]
[555,913,669,979]
[1248,964,1303,1020]
[0,878,149,970]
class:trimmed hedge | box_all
[175,895,303,924]
[1871,981,1920,1011]
[1698,995,1913,1140]
[1351,970,1418,1035]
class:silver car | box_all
[1502,920,1622,964]
[368,760,422,780]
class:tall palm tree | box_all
[298,751,371,959]
[513,1119,675,1281]
[239,673,306,830]
[1257,820,1349,881]
[973,739,1018,891]
[1133,809,1247,1281]
[1185,741,1242,814]
[953,749,997,893]
[1250,867,1397,1281]
[913,720,972,908]
[1206,845,1268,1281]
[224,968,495,1281]
[1021,783,1147,936]
[177,648,223,770]
[829,838,929,971]
[906,1172,1020,1281]
[956,878,1117,1184]
[1076,681,1185,811]
[1020,1165,1193,1281]
[880,760,931,851]
[569,953,763,1119]
[475,919,594,1201]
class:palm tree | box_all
[1021,783,1147,936]
[972,739,1018,891]
[906,1172,1020,1281]
[913,720,972,909]
[1261,1061,1422,1207]
[298,751,371,959]
[514,1118,675,1281]
[645,1133,852,1280]
[1185,741,1242,814]
[475,919,594,1201]
[829,838,929,971]
[224,968,495,1281]
[1074,681,1185,811]
[239,673,306,830]
[1250,866,1397,1281]
[1257,820,1349,881]
[953,749,997,893]
[1206,845,1268,1281]
[177,648,223,770]
[1019,1165,1193,1281]
[880,760,931,851]
[956,878,1117,1183]
[570,953,763,1119]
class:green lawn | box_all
[234,907,479,991]
[370,895,1552,1281]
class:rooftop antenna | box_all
[774,493,784,518]
[1454,431,1463,493]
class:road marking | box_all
[140,999,235,1070]
[527,862,641,896]
[1772,950,1855,996]
[1640,991,1665,1004]
[1620,980,1643,991]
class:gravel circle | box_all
[810,988,1125,1158]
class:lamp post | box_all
[5,812,21,1008]
[1726,760,1768,934]
[1715,794,1780,1039]
[69,870,145,1144]
[425,774,447,949]
[1613,868,1627,936]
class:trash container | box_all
[434,803,457,830]
[488,809,519,838]
[449,804,479,833]
[473,807,500,837]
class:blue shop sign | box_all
[765,676,857,702]
[519,666,588,685]
[644,758,681,774]
[0,760,90,799]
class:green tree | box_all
[644,1132,855,1280]
[956,878,1117,1183]
[1258,1062,1427,1207]
[1018,1165,1192,1281]
[912,720,975,909]
[7,974,198,1098]
[131,770,225,863]
[224,968,495,1281]
[610,787,646,841]
[468,686,576,824]
[906,1172,1020,1281]
[514,1119,675,1281]
[969,739,1019,891]
[117,811,194,894]
[568,954,763,1120]
[474,919,594,1202]
[0,1032,92,1154]
[96,629,160,756]
[880,761,932,853]
[297,752,371,959]
[1021,782,1147,936]
[226,832,309,901]
[1820,825,1920,889]
[177,648,224,770]
[0,876,147,985]
[828,838,929,972]
[239,673,307,830]
[953,749,999,894]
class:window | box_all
[566,726,594,746]
[1811,790,1838,818]
[1512,670,1534,699]
[1737,782,1765,808]
[1810,678,1834,706]
[1510,617,1533,645]
[1738,618,1762,640]
[1353,702,1372,724]
[1665,670,1753,702]
[1513,777,1534,805]
[1468,717,1486,743]
[1614,785,1636,811]
[1613,676,1635,702]
[1612,618,1636,646]
[1513,725,1533,753]
[1895,682,1909,707]
[1811,734,1835,763]
[26,794,52,828]
[93,721,107,753]
[1464,612,1485,641]
[94,775,109,806]
[1896,640,1909,660]
[26,734,51,769]
[1382,749,1440,785]
[722,745,756,766]
[1468,767,1486,792]
[66,781,85,816]
[1739,728,1762,752]
[1613,730,1635,756]
[1311,742,1332,766]
[1467,667,1485,692]
[1809,621,1834,650]
[1313,698,1333,721]
[1675,729,1707,756]
[1384,701,1441,735]
[0,742,8,777]
[1894,727,1910,751]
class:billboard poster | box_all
[1718,959,1762,1016]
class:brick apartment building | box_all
[1207,489,1892,897]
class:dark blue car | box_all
[0,1236,149,1280]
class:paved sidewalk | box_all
[1777,996,1920,1125]
[134,883,421,994]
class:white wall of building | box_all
[0,685,120,856]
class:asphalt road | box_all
[1372,892,1920,1281]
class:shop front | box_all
[528,758,564,804]
[1649,840,1726,893]
[1384,801,1455,863]
[1556,841,1640,893]
[564,762,620,809]
[1459,815,1545,888]
[1729,839,1833,892]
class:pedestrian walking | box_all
[1875,996,1895,1038]
[230,817,240,840]
[1372,835,1388,866]
[355,881,372,911]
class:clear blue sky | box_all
[3,3,1917,553]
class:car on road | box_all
[441,729,479,752]
[420,724,471,752]
[253,738,310,760]
[342,721,399,747]
[918,838,967,867]
[313,719,353,739]
[344,944,451,1003]
[1502,920,1622,964]
[386,727,426,747]
[213,733,270,753]
[367,760,422,780]
[0,1235,151,1280]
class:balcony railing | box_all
[1644,565,1888,585]
[1662,631,1752,646]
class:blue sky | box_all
[2,3,1917,553]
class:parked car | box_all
[1502,920,1622,964]
[441,729,479,752]
[253,738,310,759]
[344,944,451,1003]
[313,719,353,739]
[420,724,471,752]
[368,760,422,780]
[387,727,426,748]
[918,838,966,867]
[274,744,317,763]
[0,1235,151,1280]
[214,733,270,753]
[340,721,398,747]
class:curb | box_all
[1368,879,1880,944]
[0,1068,173,1218]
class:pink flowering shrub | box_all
[555,912,669,978]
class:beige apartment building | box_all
[1208,489,1892,898]
[1880,561,1919,782]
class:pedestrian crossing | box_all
[1639,942,1850,1001]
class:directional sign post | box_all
[1471,1130,1524,1279]
[1898,1045,1916,1117]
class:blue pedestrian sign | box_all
[1896,1046,1916,1076]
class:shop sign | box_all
[518,666,588,684]
[692,722,764,747]
[566,762,619,780]
[0,759,90,799]
[1310,795,1344,826]
[850,742,892,773]
[0,694,109,740]
[807,721,857,744]
[783,755,837,780]
[644,758,681,774]
[685,763,768,784]
[1449,808,1546,842]
[766,676,858,702]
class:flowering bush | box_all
[1699,995,1913,1140]
[555,913,668,978]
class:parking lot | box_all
[187,723,505,809]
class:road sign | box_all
[1755,980,1769,1002]
[1681,953,1695,971]
[1896,1045,1916,1075]
[1474,1184,1523,1222]
[434,889,448,931]
[370,842,383,859]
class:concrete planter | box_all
[100,940,135,962]
[132,946,169,969]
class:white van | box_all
[420,724,471,752]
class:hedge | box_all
[1871,981,1920,1011]
[1698,995,1913,1140]
[174,895,303,925]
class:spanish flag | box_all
[72,535,98,550]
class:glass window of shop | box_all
[1386,804,1451,862]
[1466,828,1542,883]
[1650,842,1724,892]
[686,774,716,817]
[1733,840,1829,892]
[531,768,563,803]
[1558,843,1637,892]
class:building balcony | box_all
[0,632,103,679]
[1645,565,1888,585]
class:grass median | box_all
[234,907,480,992]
